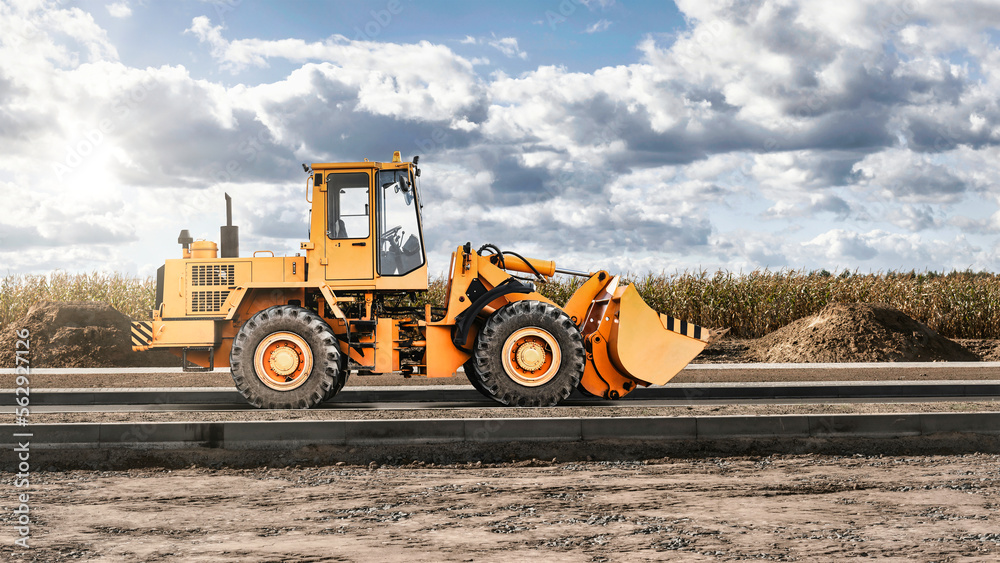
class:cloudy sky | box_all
[3,0,1000,278]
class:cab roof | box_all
[312,151,414,171]
[311,161,412,171]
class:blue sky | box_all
[4,0,1000,277]
[85,0,686,84]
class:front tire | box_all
[471,300,585,407]
[464,359,490,396]
[230,305,342,409]
[324,354,350,401]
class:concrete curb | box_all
[5,362,1000,375]
[3,412,999,451]
[4,382,1000,406]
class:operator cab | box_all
[308,152,427,291]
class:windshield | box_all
[377,169,424,276]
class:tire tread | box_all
[470,300,584,407]
[230,305,342,409]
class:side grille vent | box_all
[191,264,235,287]
[191,290,230,313]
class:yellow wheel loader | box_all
[132,152,722,408]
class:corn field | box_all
[583,269,1000,339]
[2,269,1000,339]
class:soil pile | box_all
[749,302,978,363]
[0,301,177,368]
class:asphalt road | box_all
[5,361,1000,390]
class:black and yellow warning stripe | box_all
[131,321,153,348]
[663,316,710,342]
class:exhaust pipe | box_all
[220,193,239,258]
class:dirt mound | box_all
[0,301,177,368]
[749,302,978,363]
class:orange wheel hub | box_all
[254,332,313,391]
[501,327,561,387]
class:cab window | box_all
[327,172,370,240]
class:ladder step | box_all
[350,320,377,331]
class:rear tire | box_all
[230,305,342,409]
[471,300,584,407]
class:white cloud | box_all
[106,2,131,19]
[7,1,1000,276]
[804,229,879,262]
[186,17,487,124]
[173,2,1000,273]
[585,19,612,33]
[852,149,969,204]
[819,230,980,270]
[487,36,527,60]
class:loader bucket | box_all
[569,275,722,399]
[608,284,715,386]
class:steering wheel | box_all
[381,225,403,251]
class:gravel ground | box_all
[3,454,1000,562]
[6,348,1000,561]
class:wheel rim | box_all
[501,327,561,387]
[254,331,313,391]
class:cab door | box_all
[324,171,374,281]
